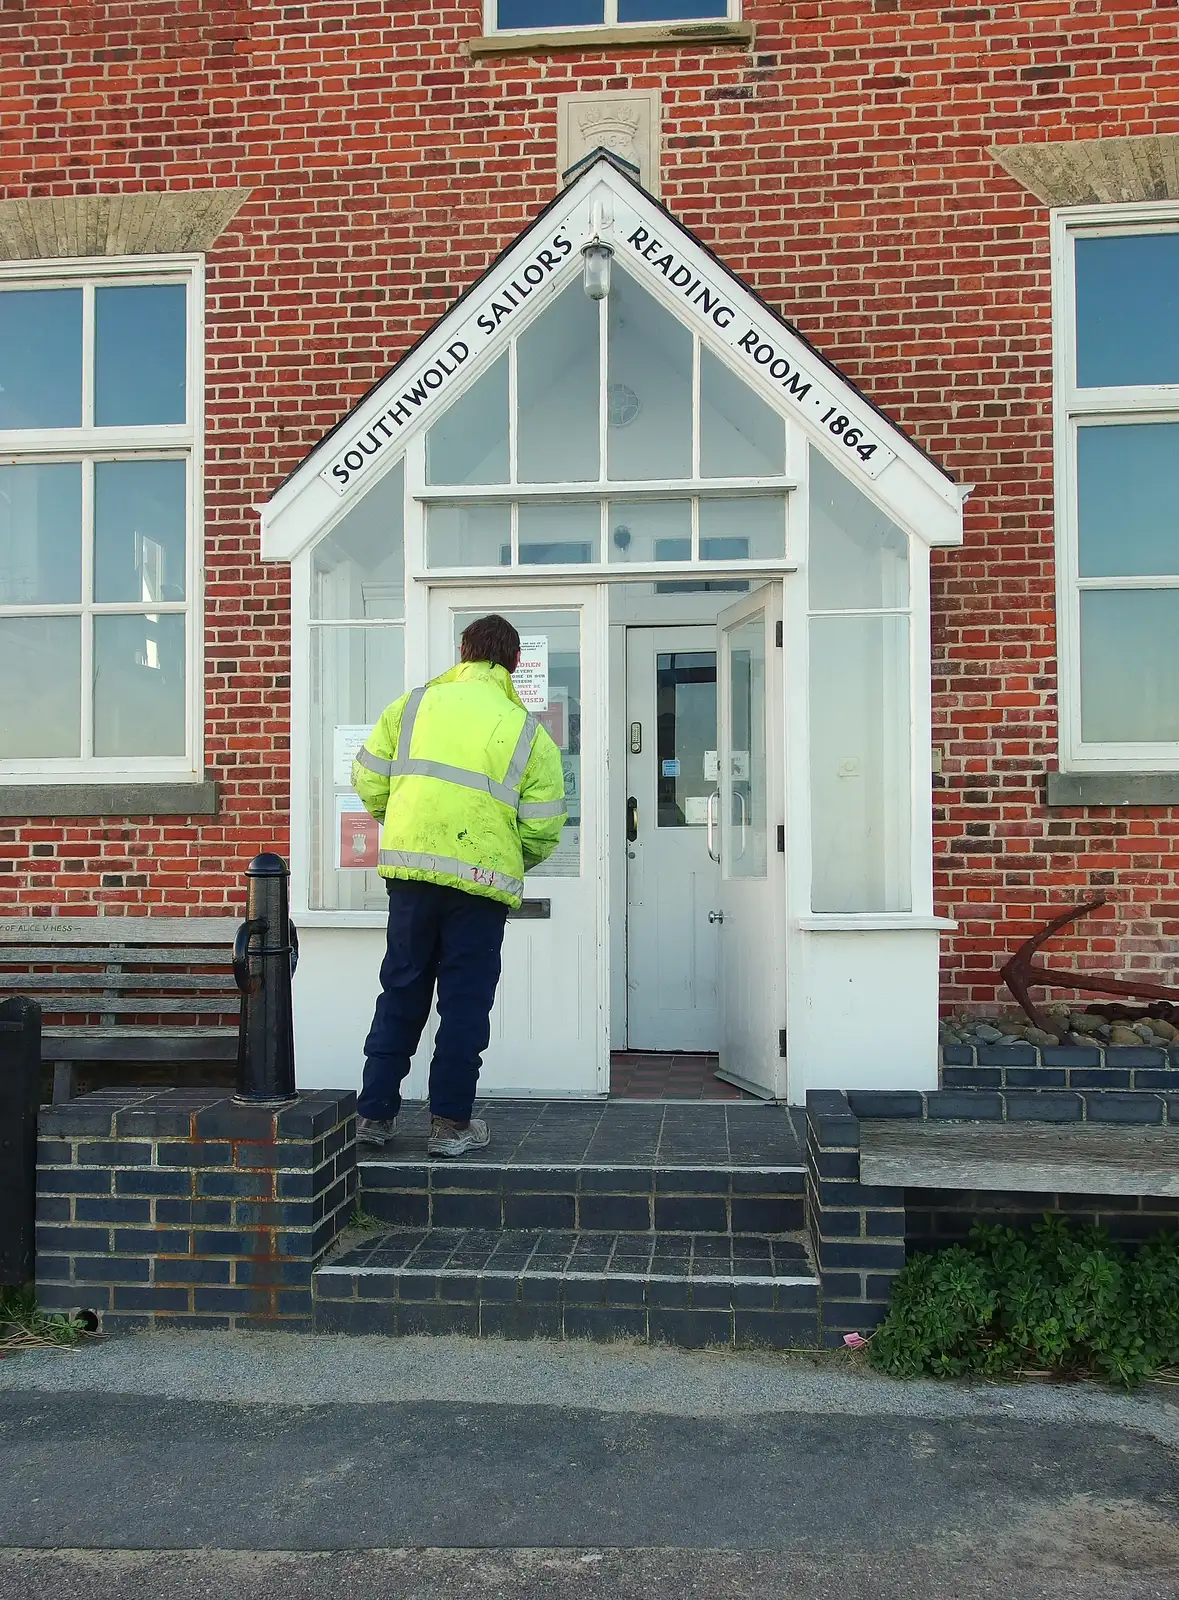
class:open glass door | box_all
[714,583,786,1099]
[421,584,606,1097]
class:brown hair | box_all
[460,614,521,674]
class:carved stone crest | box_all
[557,90,661,195]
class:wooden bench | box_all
[0,917,241,1103]
[860,1120,1179,1199]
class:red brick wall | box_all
[2,0,1178,1006]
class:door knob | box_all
[708,910,724,925]
[626,796,638,843]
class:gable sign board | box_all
[261,154,961,560]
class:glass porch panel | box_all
[517,501,601,564]
[656,650,717,828]
[0,462,82,605]
[425,354,509,485]
[94,459,187,604]
[427,502,511,567]
[698,496,785,560]
[808,450,908,611]
[699,347,786,478]
[608,498,691,563]
[725,616,767,879]
[451,606,582,879]
[1075,233,1179,389]
[0,288,82,430]
[809,613,912,912]
[517,282,600,484]
[312,459,405,618]
[607,269,692,481]
[309,624,404,911]
[0,615,81,758]
[1080,589,1179,743]
[308,624,399,915]
[92,612,186,757]
[1077,423,1179,579]
[95,284,187,427]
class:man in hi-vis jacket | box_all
[351,614,566,1157]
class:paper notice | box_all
[336,794,381,869]
[513,636,549,711]
[334,724,372,787]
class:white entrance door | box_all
[625,626,721,1051]
[419,585,607,1097]
[715,585,786,1099]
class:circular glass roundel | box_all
[607,381,641,428]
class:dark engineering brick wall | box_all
[2,3,1179,1007]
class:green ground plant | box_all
[0,1286,89,1351]
[869,1216,1179,1387]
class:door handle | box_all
[706,789,720,863]
[708,910,724,925]
[626,796,638,843]
[735,789,748,859]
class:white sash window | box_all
[489,0,735,31]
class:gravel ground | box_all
[2,1330,1178,1444]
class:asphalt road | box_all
[0,1334,1176,1598]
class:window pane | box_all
[497,0,602,23]
[95,284,187,426]
[518,281,600,483]
[518,502,600,564]
[620,0,727,20]
[810,613,911,912]
[310,624,404,911]
[452,608,582,879]
[700,346,785,478]
[608,498,691,563]
[1077,423,1179,579]
[0,617,81,758]
[426,502,510,567]
[426,355,509,485]
[1075,233,1179,389]
[313,460,405,618]
[94,459,187,603]
[808,450,908,610]
[93,612,186,757]
[608,269,692,480]
[699,497,785,560]
[0,463,82,604]
[0,288,82,430]
[657,651,717,829]
[1080,590,1179,743]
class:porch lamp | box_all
[582,240,614,301]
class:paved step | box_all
[359,1100,806,1235]
[314,1227,819,1348]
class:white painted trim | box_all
[796,915,956,931]
[414,476,799,500]
[1052,205,1179,773]
[260,157,961,563]
[0,253,205,785]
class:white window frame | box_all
[485,0,739,32]
[0,253,205,783]
[1053,202,1179,772]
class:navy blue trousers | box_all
[358,878,509,1125]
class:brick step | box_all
[359,1157,805,1235]
[313,1226,819,1348]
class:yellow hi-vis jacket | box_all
[351,660,567,909]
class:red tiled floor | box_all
[609,1051,750,1100]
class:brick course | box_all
[2,2,1179,1006]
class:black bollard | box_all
[232,852,299,1105]
[0,996,41,1287]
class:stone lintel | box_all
[0,189,251,262]
[992,134,1179,208]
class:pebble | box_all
[974,1024,1004,1043]
[1067,1012,1103,1034]
[1107,1024,1141,1046]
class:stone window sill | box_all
[466,20,752,55]
[1046,771,1179,808]
[0,780,220,819]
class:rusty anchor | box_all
[1000,894,1179,1042]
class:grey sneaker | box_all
[428,1115,490,1157]
[356,1116,397,1148]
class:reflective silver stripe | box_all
[378,849,524,899]
[395,758,518,808]
[504,713,538,793]
[517,798,567,820]
[354,746,392,777]
[395,687,427,762]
